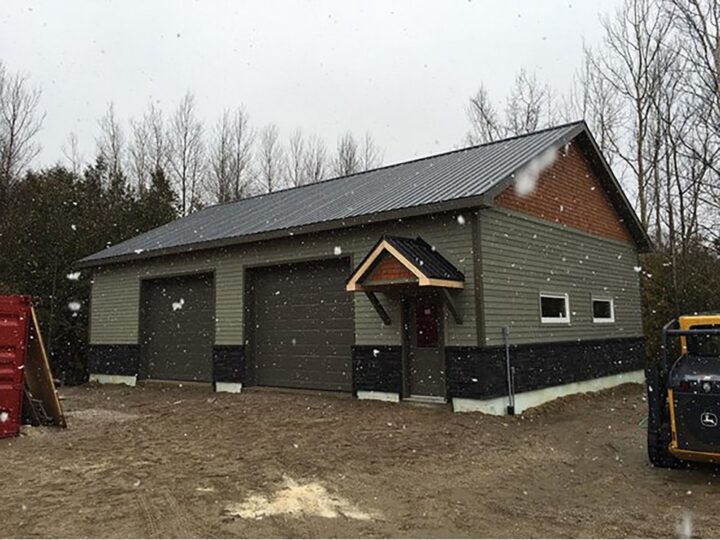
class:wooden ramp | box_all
[24,307,66,428]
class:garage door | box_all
[250,259,353,391]
[139,273,214,382]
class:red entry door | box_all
[406,294,445,398]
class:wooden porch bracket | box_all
[365,291,391,325]
[442,288,463,325]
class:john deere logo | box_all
[701,412,718,428]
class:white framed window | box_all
[592,297,615,323]
[539,293,570,324]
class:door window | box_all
[415,298,440,348]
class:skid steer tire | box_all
[648,428,681,469]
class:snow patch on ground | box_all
[225,476,380,521]
[676,511,693,539]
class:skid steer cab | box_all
[647,315,720,468]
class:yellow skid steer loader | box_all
[647,315,720,467]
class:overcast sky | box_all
[0,0,621,169]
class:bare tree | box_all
[255,123,285,193]
[566,47,624,163]
[145,102,169,178]
[285,128,305,187]
[465,84,506,144]
[129,102,170,192]
[302,134,327,185]
[464,70,557,145]
[590,0,672,228]
[210,107,254,203]
[0,61,44,201]
[359,132,384,171]
[167,92,206,214]
[96,102,126,181]
[332,132,360,177]
[505,70,557,136]
[666,0,720,236]
[668,0,720,122]
[226,107,253,201]
[129,115,151,192]
[61,132,83,175]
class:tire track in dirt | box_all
[159,487,204,538]
[135,492,160,538]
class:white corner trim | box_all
[357,390,400,403]
[89,374,137,387]
[215,382,243,394]
[452,369,644,415]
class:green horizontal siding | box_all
[480,208,643,346]
[89,212,478,348]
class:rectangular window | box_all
[592,297,615,323]
[540,293,570,324]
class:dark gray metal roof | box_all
[384,236,465,282]
[79,121,649,267]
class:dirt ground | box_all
[1,382,718,539]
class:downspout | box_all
[502,326,515,415]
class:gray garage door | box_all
[250,259,353,391]
[139,273,214,382]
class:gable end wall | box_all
[495,142,634,245]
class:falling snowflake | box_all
[0,411,9,423]
[66,271,81,281]
[514,147,557,197]
[172,298,185,311]
[134,248,145,255]
[372,349,380,357]
[70,224,77,231]
[456,214,466,226]
[633,266,642,273]
[333,246,342,256]
[68,301,81,312]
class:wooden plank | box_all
[25,307,66,428]
[442,289,463,325]
[365,292,392,326]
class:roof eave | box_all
[75,195,491,269]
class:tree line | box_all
[67,94,384,216]
[463,0,720,360]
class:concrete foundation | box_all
[89,373,137,387]
[215,382,243,394]
[357,390,400,403]
[452,369,645,415]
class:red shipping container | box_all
[0,295,31,438]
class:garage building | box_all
[79,121,651,414]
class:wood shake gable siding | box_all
[89,212,478,349]
[495,142,635,245]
